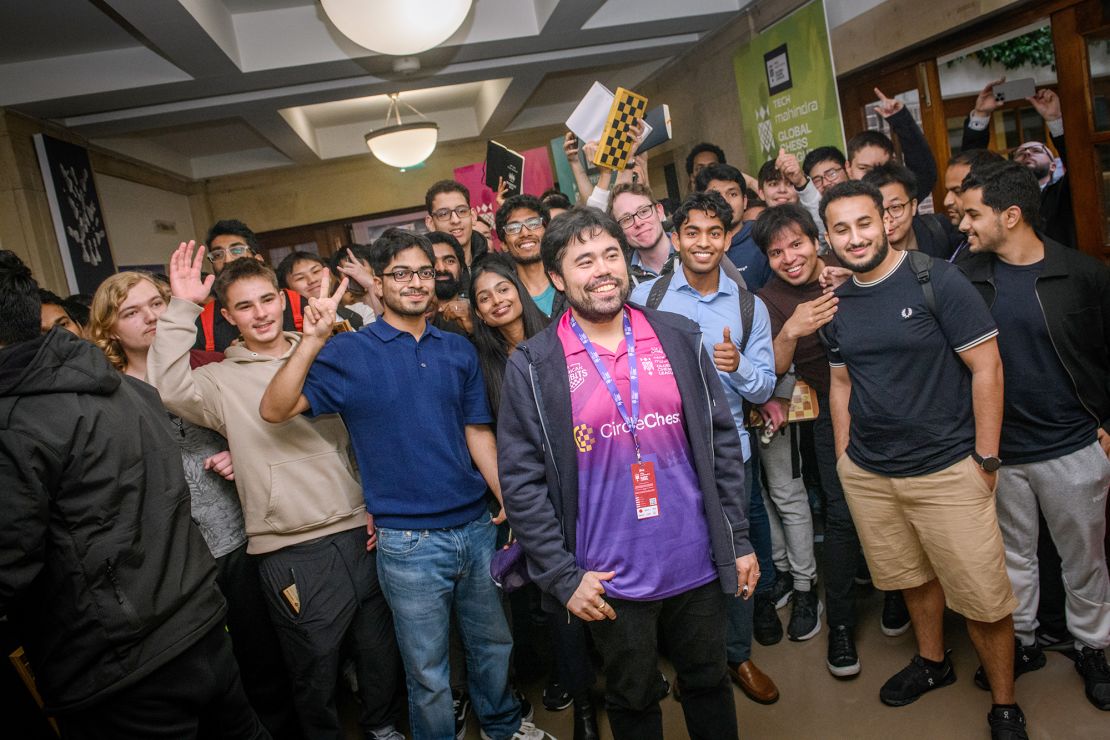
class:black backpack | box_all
[644,272,756,353]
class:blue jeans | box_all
[725,455,775,664]
[376,516,520,740]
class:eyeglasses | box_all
[382,267,436,282]
[430,205,471,221]
[882,201,910,220]
[503,217,544,235]
[616,204,656,229]
[811,166,845,187]
[208,245,250,261]
[1012,144,1050,158]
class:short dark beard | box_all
[384,290,430,318]
[844,235,890,274]
[1028,161,1051,181]
[564,277,632,323]
[508,250,542,266]
[434,273,462,300]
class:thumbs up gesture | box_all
[713,326,740,373]
[775,147,807,188]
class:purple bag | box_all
[490,535,531,593]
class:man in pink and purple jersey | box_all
[497,206,758,740]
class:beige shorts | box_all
[836,454,1017,623]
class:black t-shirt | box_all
[991,259,1095,464]
[825,251,997,477]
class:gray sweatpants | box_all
[761,422,817,590]
[995,441,1110,650]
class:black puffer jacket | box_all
[0,330,225,712]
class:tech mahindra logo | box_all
[599,411,681,439]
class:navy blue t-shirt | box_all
[992,259,1096,464]
[825,251,998,477]
[302,319,493,529]
[726,221,772,291]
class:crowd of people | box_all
[0,78,1107,740]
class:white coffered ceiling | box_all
[1,0,751,179]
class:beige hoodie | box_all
[147,297,365,554]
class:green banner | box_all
[732,1,844,169]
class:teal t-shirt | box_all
[532,283,556,317]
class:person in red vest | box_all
[194,219,301,351]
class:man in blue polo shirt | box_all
[260,228,548,740]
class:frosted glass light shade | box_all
[365,122,438,168]
[321,0,473,56]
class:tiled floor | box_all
[470,586,1106,739]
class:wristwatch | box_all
[972,451,1002,473]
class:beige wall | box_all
[97,174,197,271]
[829,0,1026,75]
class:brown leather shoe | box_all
[729,660,780,704]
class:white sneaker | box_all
[479,720,556,740]
[368,726,405,740]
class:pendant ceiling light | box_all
[365,93,438,169]
[321,0,473,56]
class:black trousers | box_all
[814,392,863,628]
[588,580,737,740]
[217,544,302,740]
[57,624,268,740]
[257,528,402,740]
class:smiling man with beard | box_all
[819,181,1026,740]
[496,195,559,316]
[497,206,758,740]
[259,228,549,740]
[426,231,473,335]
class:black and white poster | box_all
[33,134,116,293]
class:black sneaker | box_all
[1075,646,1110,710]
[974,639,1046,690]
[753,594,783,645]
[879,652,956,706]
[770,569,794,609]
[827,624,861,678]
[881,591,911,637]
[453,689,471,740]
[1036,626,1078,653]
[987,704,1028,740]
[787,589,823,641]
[513,689,534,722]
[542,681,572,711]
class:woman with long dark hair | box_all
[468,255,550,413]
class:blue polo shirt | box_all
[301,319,493,530]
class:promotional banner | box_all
[732,1,844,167]
[454,145,554,251]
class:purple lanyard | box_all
[569,309,642,462]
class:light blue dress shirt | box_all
[631,265,776,461]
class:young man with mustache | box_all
[496,194,559,316]
[819,180,1024,740]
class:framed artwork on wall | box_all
[33,134,117,293]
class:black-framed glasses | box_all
[208,245,250,261]
[430,205,471,221]
[503,217,544,235]
[883,201,910,220]
[1012,144,1050,158]
[811,166,845,187]
[383,267,436,282]
[616,204,656,229]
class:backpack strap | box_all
[286,290,303,332]
[200,301,216,353]
[737,287,755,354]
[905,250,937,315]
[645,273,674,310]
